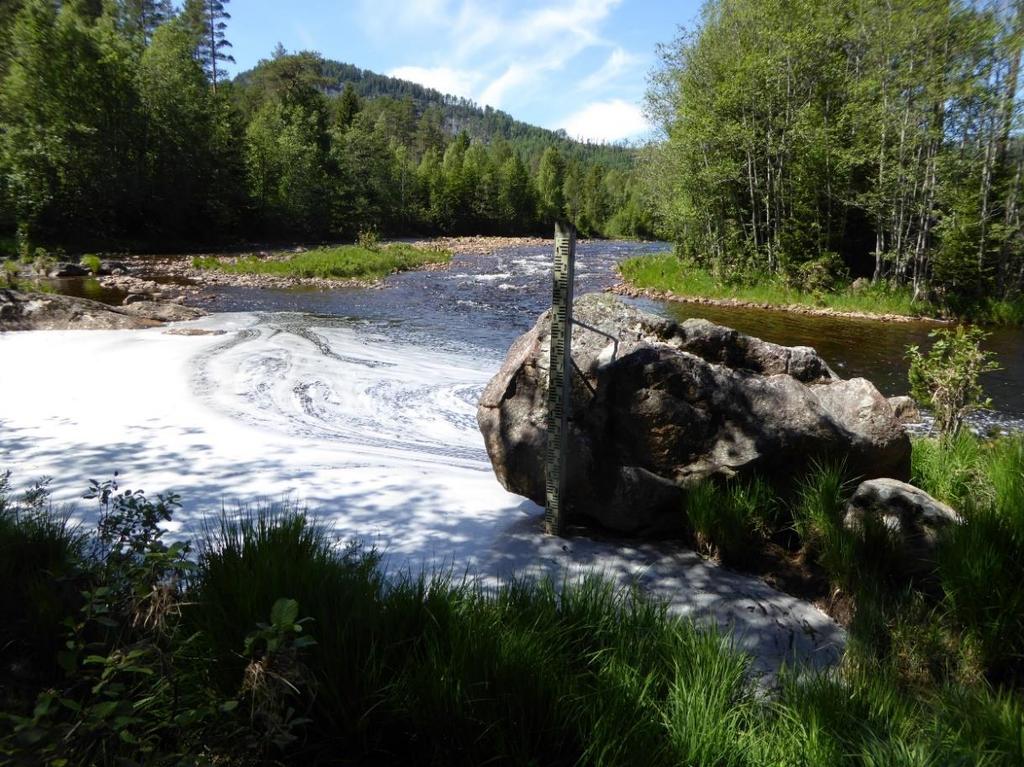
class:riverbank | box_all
[3,462,1021,765]
[0,288,206,331]
[617,252,1024,325]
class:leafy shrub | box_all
[357,227,381,251]
[2,259,19,288]
[907,325,1000,435]
[31,248,54,277]
[80,253,102,274]
[790,251,849,293]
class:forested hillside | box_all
[0,0,653,253]
[644,0,1023,311]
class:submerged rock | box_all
[477,293,911,534]
[48,262,90,278]
[843,478,960,579]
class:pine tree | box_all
[183,0,234,89]
[119,0,174,45]
[335,82,361,129]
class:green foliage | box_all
[3,473,1024,764]
[620,252,922,317]
[193,242,450,281]
[683,476,774,563]
[790,461,857,586]
[0,4,649,249]
[907,326,1001,435]
[80,253,101,274]
[2,258,18,286]
[913,435,1024,681]
[646,0,1024,311]
[356,227,380,251]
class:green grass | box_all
[3,453,1024,764]
[192,243,451,281]
[620,252,929,318]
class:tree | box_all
[536,146,566,223]
[335,82,361,129]
[183,0,234,90]
[907,326,1001,436]
[138,18,225,235]
[1,0,143,240]
[118,0,174,45]
[645,0,1023,306]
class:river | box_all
[176,240,1023,428]
[3,240,1022,674]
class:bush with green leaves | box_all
[80,253,101,274]
[907,325,1000,435]
[2,259,19,287]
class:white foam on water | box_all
[0,313,845,675]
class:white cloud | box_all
[365,1,638,117]
[557,99,650,143]
[579,47,643,91]
[387,66,480,99]
[479,65,535,108]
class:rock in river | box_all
[0,289,205,331]
[477,293,911,534]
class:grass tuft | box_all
[192,243,450,281]
[620,252,923,317]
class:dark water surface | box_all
[65,240,1024,426]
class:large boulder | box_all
[477,293,911,534]
[843,478,960,579]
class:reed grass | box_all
[3,442,1024,765]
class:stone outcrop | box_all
[887,395,921,424]
[477,293,911,533]
[843,478,960,578]
[0,289,205,331]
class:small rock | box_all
[843,478,961,579]
[122,293,152,305]
[99,260,128,276]
[888,395,921,423]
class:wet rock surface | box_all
[478,293,912,533]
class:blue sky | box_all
[224,1,703,143]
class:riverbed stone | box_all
[888,395,921,423]
[843,478,960,578]
[477,293,912,534]
[0,289,205,330]
[48,262,90,278]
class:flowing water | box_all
[10,240,1021,671]
[187,240,1024,429]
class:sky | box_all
[224,0,704,144]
